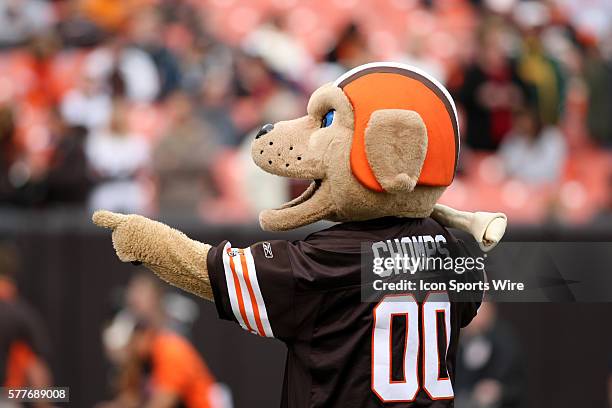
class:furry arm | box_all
[92,210,214,301]
[431,204,507,252]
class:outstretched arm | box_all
[92,210,214,301]
[431,204,507,251]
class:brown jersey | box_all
[207,217,482,408]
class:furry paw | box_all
[92,210,149,263]
[92,210,129,230]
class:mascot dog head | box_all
[252,62,459,231]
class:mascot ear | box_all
[364,109,427,193]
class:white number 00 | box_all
[371,293,453,402]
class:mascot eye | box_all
[321,110,335,128]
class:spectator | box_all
[42,109,91,205]
[0,106,22,205]
[595,174,612,222]
[22,33,62,109]
[197,66,240,147]
[456,22,530,150]
[179,39,226,98]
[100,321,219,408]
[243,16,313,81]
[79,0,133,34]
[513,2,566,127]
[396,33,447,84]
[0,0,55,48]
[55,0,105,48]
[100,273,220,408]
[128,8,181,101]
[61,72,113,131]
[516,31,566,127]
[584,43,612,147]
[125,273,167,328]
[498,107,566,184]
[86,99,149,213]
[0,105,42,207]
[85,37,161,103]
[0,242,54,407]
[231,53,282,133]
[153,92,218,215]
[324,23,371,70]
[125,273,200,338]
[455,302,526,408]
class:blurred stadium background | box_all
[0,0,611,407]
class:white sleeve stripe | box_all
[244,248,274,338]
[221,242,249,331]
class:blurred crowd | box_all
[0,0,611,223]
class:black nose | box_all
[255,123,274,139]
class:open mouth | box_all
[278,179,323,210]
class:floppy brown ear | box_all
[364,109,427,193]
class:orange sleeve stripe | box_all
[238,250,266,337]
[227,250,254,333]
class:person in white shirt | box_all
[499,107,567,184]
[86,100,149,213]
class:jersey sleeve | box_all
[207,240,296,341]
